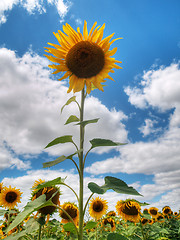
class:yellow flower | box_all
[0,186,22,210]
[89,196,108,220]
[101,217,116,232]
[107,210,116,217]
[0,182,4,193]
[141,217,148,225]
[162,206,171,216]
[32,179,45,191]
[156,213,165,223]
[148,207,159,218]
[115,200,141,223]
[45,21,122,94]
[59,202,79,226]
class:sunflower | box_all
[156,213,165,223]
[45,21,122,94]
[89,196,108,220]
[31,180,60,216]
[0,186,22,210]
[141,217,148,225]
[32,179,45,191]
[59,202,79,226]
[101,217,116,232]
[107,210,116,217]
[148,219,154,225]
[115,200,141,223]
[162,206,171,216]
[148,207,159,218]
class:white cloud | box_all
[0,0,71,24]
[0,47,128,170]
[138,118,161,137]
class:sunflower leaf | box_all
[34,177,65,190]
[65,115,80,125]
[88,176,142,196]
[44,135,73,149]
[84,221,97,230]
[6,195,54,233]
[61,96,76,113]
[63,222,77,234]
[75,118,99,127]
[107,233,129,240]
[90,138,127,149]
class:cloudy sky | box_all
[0,0,180,215]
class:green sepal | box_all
[44,135,73,149]
[88,176,142,196]
[65,115,80,125]
[90,138,127,149]
[76,118,99,127]
[6,194,55,233]
[107,233,129,240]
[84,221,97,230]
[34,177,65,190]
[61,96,76,113]
[43,150,82,168]
[63,222,77,234]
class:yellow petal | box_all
[67,75,76,93]
[73,78,85,93]
[109,37,123,45]
[88,22,97,38]
[106,47,117,57]
[83,20,88,40]
[58,71,71,81]
[85,79,92,94]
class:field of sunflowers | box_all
[0,181,180,240]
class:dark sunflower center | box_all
[93,200,103,212]
[66,41,105,78]
[150,209,157,215]
[141,218,148,224]
[5,191,17,203]
[61,205,78,219]
[164,208,170,214]
[122,203,138,216]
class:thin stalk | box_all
[83,147,92,168]
[140,222,146,240]
[70,158,81,176]
[38,224,42,240]
[61,182,79,201]
[78,88,85,240]
[83,193,94,217]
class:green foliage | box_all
[107,233,129,240]
[88,176,142,196]
[90,138,127,149]
[44,135,73,149]
[61,96,77,113]
[65,115,80,125]
[75,118,99,127]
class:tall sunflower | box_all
[89,196,108,220]
[115,200,141,223]
[0,186,22,210]
[162,206,171,216]
[45,21,122,94]
[101,217,116,232]
[59,202,79,226]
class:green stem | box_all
[83,193,94,217]
[61,182,79,201]
[140,222,146,240]
[38,224,42,240]
[78,88,85,240]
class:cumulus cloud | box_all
[0,47,128,170]
[138,118,161,137]
[0,0,71,24]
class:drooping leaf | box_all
[43,150,82,168]
[65,115,80,125]
[107,233,129,240]
[63,222,77,234]
[84,221,97,230]
[34,177,65,190]
[76,118,99,127]
[90,138,126,149]
[44,135,73,149]
[6,195,54,233]
[61,96,76,113]
[88,176,142,196]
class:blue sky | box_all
[0,0,180,213]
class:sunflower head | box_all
[148,219,154,225]
[0,186,22,210]
[115,199,141,223]
[59,202,79,225]
[102,217,116,232]
[156,213,165,223]
[32,179,45,191]
[141,217,148,225]
[162,206,171,216]
[107,211,116,217]
[148,207,159,218]
[89,196,108,220]
[45,21,122,94]
[31,180,60,216]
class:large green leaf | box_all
[44,135,73,149]
[61,96,76,113]
[90,138,126,149]
[84,221,97,230]
[88,176,142,196]
[76,118,99,127]
[6,195,54,233]
[34,177,65,190]
[65,115,80,125]
[107,233,128,240]
[63,222,77,234]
